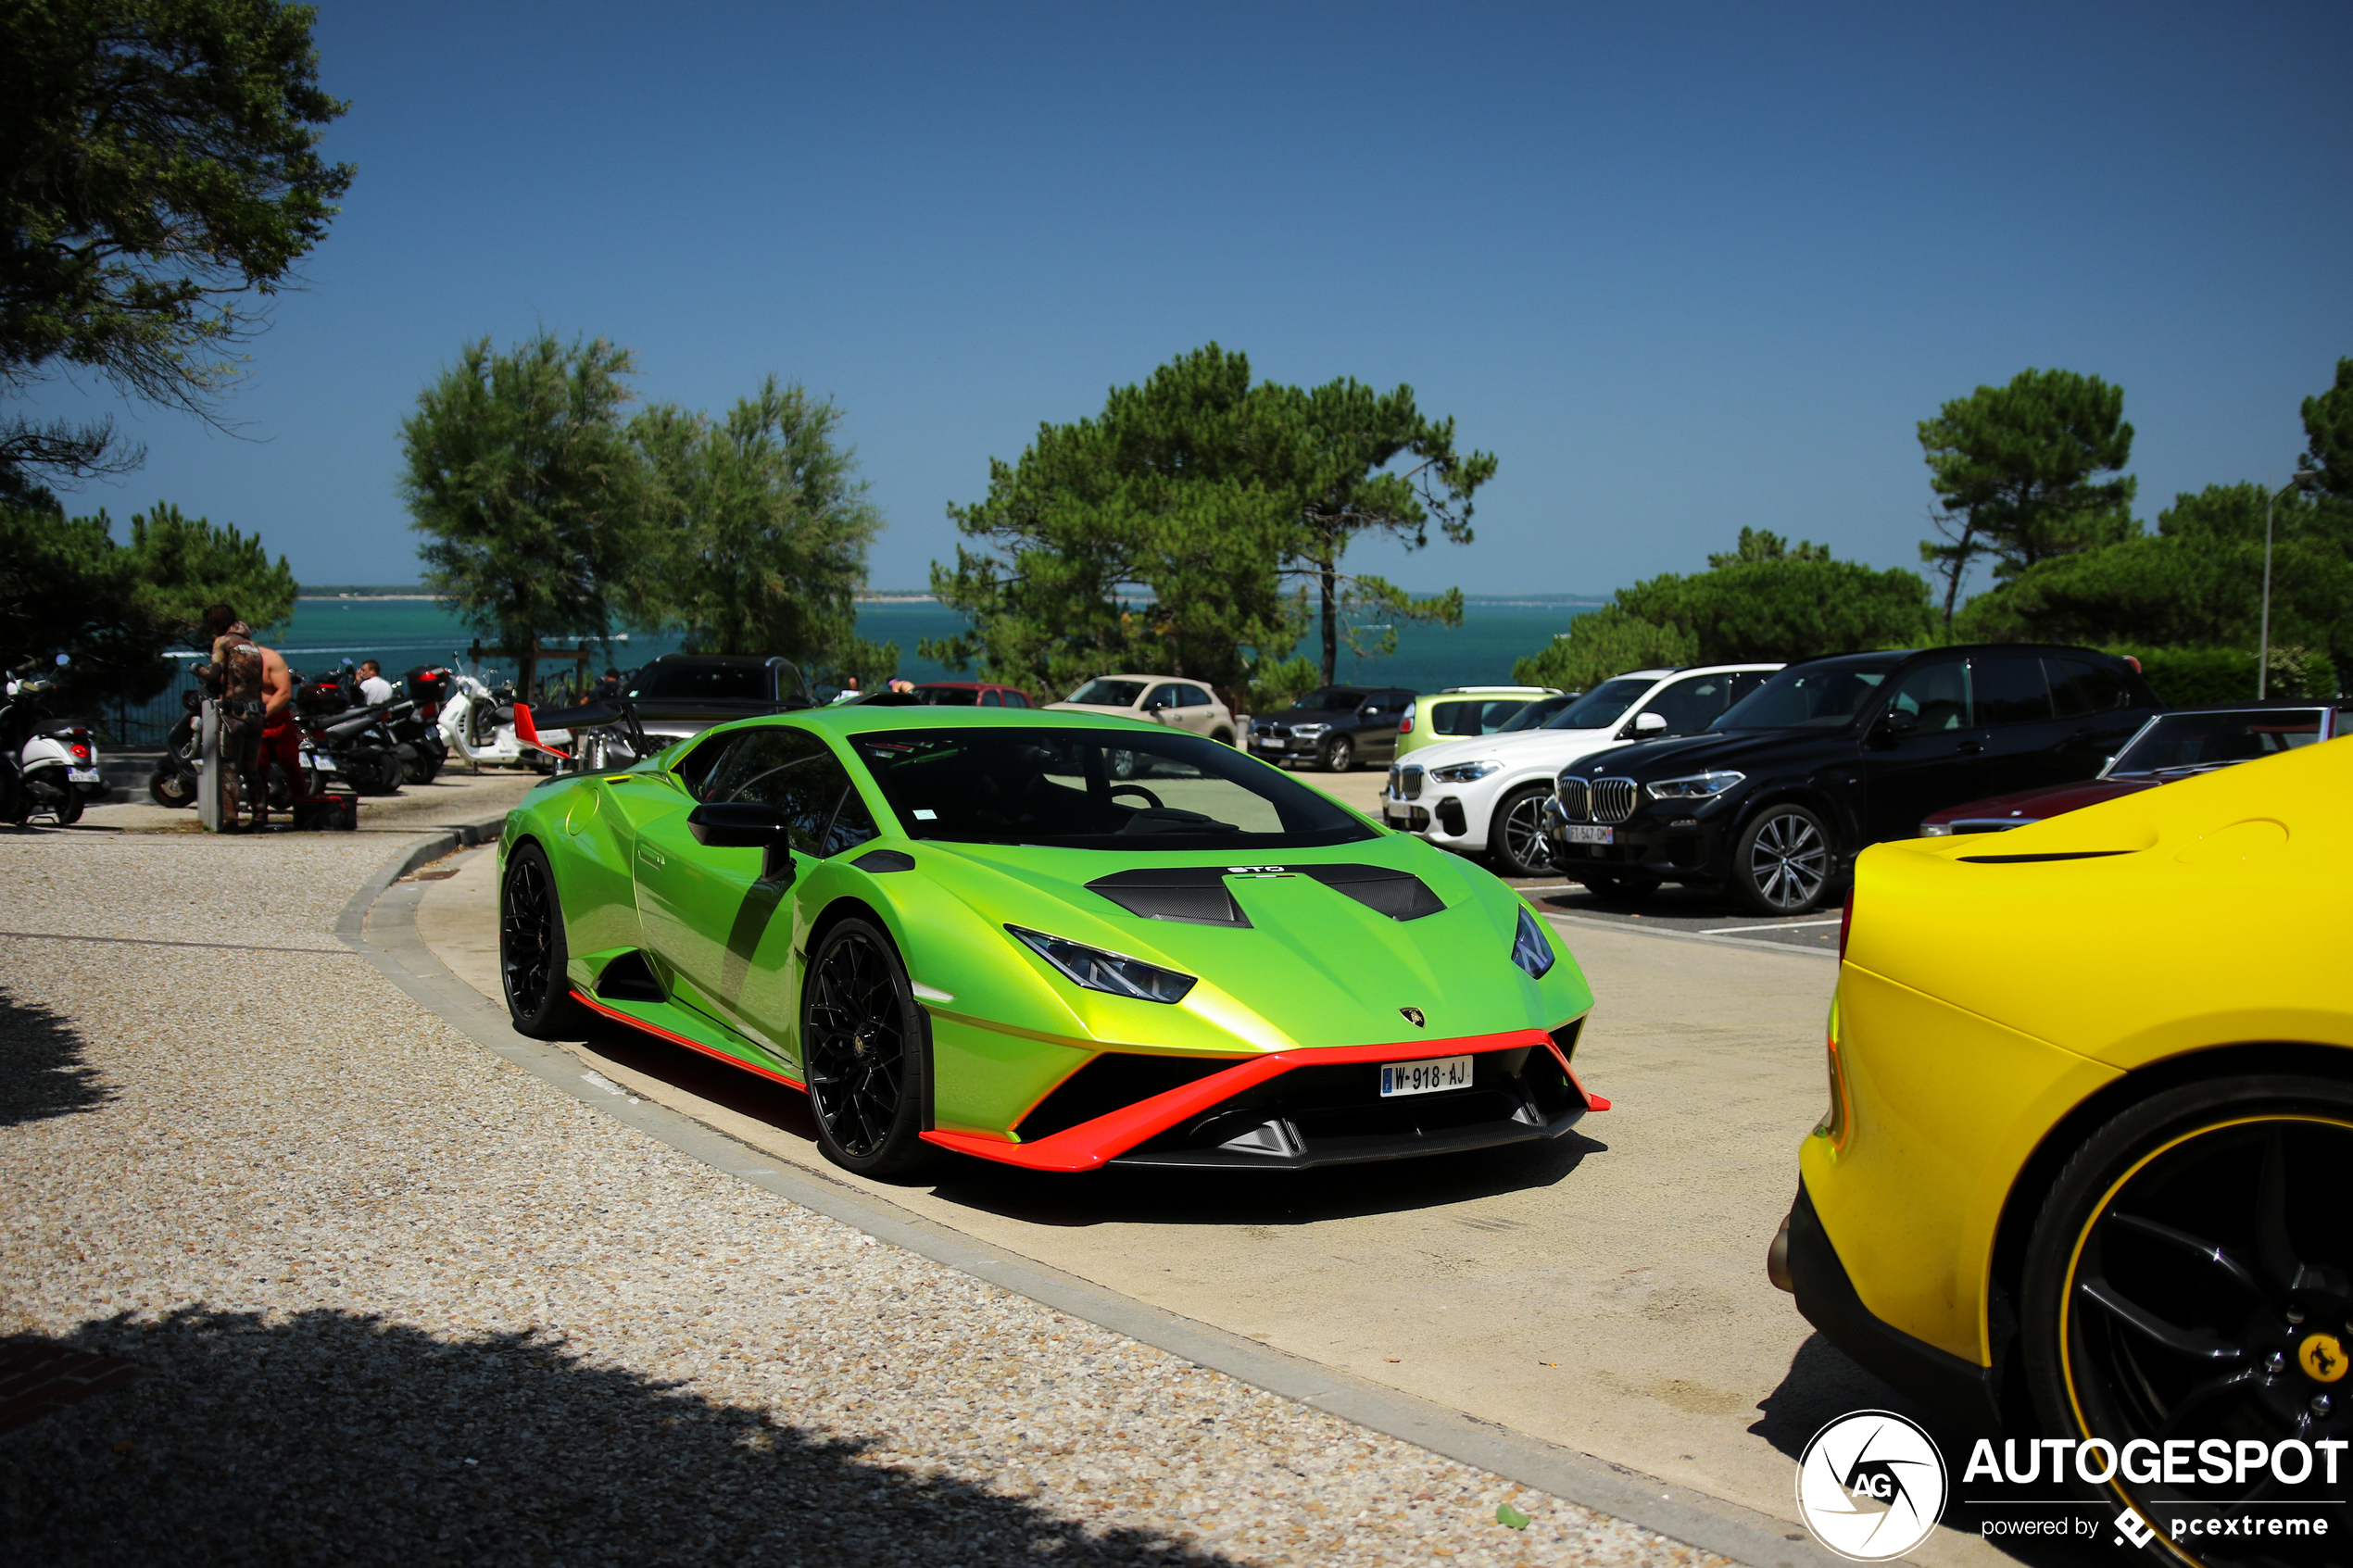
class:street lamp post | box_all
[2259,474,2303,699]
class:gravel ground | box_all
[0,827,1733,1566]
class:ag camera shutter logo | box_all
[1796,1410,1949,1561]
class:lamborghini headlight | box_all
[1428,759,1502,784]
[1644,770,1744,801]
[1510,906,1555,979]
[1008,926,1197,1004]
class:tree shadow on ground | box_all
[1753,1333,2107,1568]
[0,985,112,1128]
[0,1307,1233,1567]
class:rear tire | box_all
[53,788,84,826]
[499,843,591,1039]
[1730,803,1834,915]
[2019,1074,2353,1561]
[1487,785,1555,877]
[149,768,194,809]
[801,918,935,1178]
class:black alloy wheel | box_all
[499,843,589,1039]
[1107,747,1139,781]
[1488,785,1555,877]
[2020,1075,2353,1564]
[801,918,933,1178]
[1579,871,1659,904]
[1322,734,1355,772]
[1731,803,1833,915]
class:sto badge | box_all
[2300,1333,2348,1383]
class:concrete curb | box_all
[339,834,1841,1568]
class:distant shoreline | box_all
[294,590,1604,606]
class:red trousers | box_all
[258,716,302,793]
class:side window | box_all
[1480,699,1525,733]
[677,732,743,799]
[1145,683,1181,711]
[703,727,842,852]
[1970,657,2055,725]
[1885,660,1973,732]
[1003,691,1029,709]
[979,688,1002,707]
[1430,700,1478,736]
[1180,684,1214,709]
[1729,671,1772,704]
[814,762,880,857]
[2045,659,2127,717]
[1642,674,1733,734]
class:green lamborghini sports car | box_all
[496,704,1605,1177]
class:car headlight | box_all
[1643,770,1744,801]
[1428,759,1502,784]
[1511,906,1555,979]
[1288,723,1328,738]
[1919,823,1954,837]
[1008,926,1196,1003]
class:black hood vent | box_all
[1086,866,1252,927]
[1295,863,1446,922]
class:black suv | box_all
[1541,645,2161,914]
[1249,686,1416,771]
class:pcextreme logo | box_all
[1797,1411,1950,1561]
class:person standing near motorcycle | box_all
[201,605,297,832]
[357,660,396,706]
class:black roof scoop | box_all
[1086,866,1252,927]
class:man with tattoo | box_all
[199,604,297,832]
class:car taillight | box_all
[1838,895,1854,960]
[1399,714,1414,733]
[1818,992,1851,1150]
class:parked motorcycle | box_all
[295,670,406,795]
[440,666,566,771]
[149,688,203,808]
[4,656,100,826]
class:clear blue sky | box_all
[24,0,2353,598]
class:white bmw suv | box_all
[1379,663,1783,876]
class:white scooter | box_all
[4,656,106,826]
[439,666,568,771]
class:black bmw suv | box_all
[1540,645,2161,914]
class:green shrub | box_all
[2106,645,2340,706]
[1511,607,1697,690]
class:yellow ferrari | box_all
[1773,732,2351,1553]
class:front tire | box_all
[1321,734,1355,772]
[499,843,590,1039]
[149,768,194,808]
[801,918,934,1178]
[1730,803,1834,915]
[2019,1075,2353,1560]
[1488,785,1555,877]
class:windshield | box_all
[1066,678,1146,708]
[1289,687,1368,713]
[850,726,1375,851]
[2113,709,2326,773]
[629,660,773,701]
[1712,654,1901,731]
[1541,677,1655,731]
[1495,694,1579,733]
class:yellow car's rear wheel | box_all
[2020,1075,2353,1563]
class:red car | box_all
[1919,699,2353,835]
[911,681,1035,709]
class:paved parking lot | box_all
[410,836,2020,1567]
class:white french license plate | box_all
[1379,1053,1474,1098]
[1253,737,1283,751]
[1566,824,1614,845]
[68,768,101,783]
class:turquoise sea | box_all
[259,594,1604,696]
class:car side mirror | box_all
[1873,709,1919,746]
[1143,696,1166,712]
[1629,710,1667,735]
[687,801,798,881]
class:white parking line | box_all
[1694,918,1844,935]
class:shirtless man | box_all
[199,604,296,831]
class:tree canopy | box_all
[1510,606,1696,690]
[633,376,890,684]
[927,345,1492,706]
[399,333,648,696]
[1916,368,2136,622]
[2298,356,2353,507]
[1,497,296,709]
[1618,530,1936,662]
[0,0,353,493]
